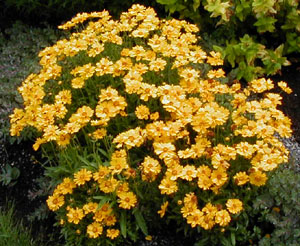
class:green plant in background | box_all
[254,165,300,246]
[0,201,37,246]
[156,0,299,81]
[9,3,294,245]
[0,163,20,186]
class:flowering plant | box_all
[10,4,293,245]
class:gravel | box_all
[279,135,300,172]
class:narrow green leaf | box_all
[120,211,127,238]
[99,148,108,158]
[231,232,236,246]
[133,208,148,236]
[77,155,91,166]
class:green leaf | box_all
[221,236,232,246]
[133,208,148,236]
[120,211,127,238]
[77,155,91,166]
[98,148,109,158]
[231,232,236,246]
[254,17,277,33]
[193,0,201,11]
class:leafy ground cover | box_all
[0,14,300,246]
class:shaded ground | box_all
[271,62,300,143]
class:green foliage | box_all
[155,0,299,81]
[254,165,300,246]
[0,164,20,186]
[0,202,37,246]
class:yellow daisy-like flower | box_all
[135,105,150,120]
[180,165,197,181]
[249,170,268,186]
[92,128,107,140]
[278,81,292,94]
[215,209,231,227]
[157,201,169,218]
[56,177,76,195]
[233,171,249,186]
[66,207,85,224]
[74,168,93,186]
[158,177,178,195]
[83,202,98,214]
[87,222,103,238]
[106,229,120,239]
[46,194,64,211]
[226,199,243,214]
[211,168,228,187]
[187,209,203,228]
[117,191,137,209]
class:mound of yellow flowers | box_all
[10,4,293,243]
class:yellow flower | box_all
[83,202,98,214]
[235,142,256,159]
[180,165,197,181]
[215,210,231,227]
[159,177,178,195]
[187,209,203,228]
[197,174,213,190]
[93,166,110,181]
[92,128,107,140]
[87,222,103,238]
[145,235,153,241]
[56,177,76,195]
[106,229,120,239]
[99,177,119,193]
[157,201,169,218]
[113,127,145,149]
[249,78,269,93]
[207,68,225,79]
[233,171,249,186]
[226,199,243,214]
[249,170,267,186]
[206,51,223,66]
[135,105,150,120]
[211,168,228,187]
[165,164,183,181]
[109,149,128,174]
[278,81,292,94]
[47,194,64,211]
[93,203,113,222]
[55,90,72,104]
[74,168,92,186]
[118,191,137,209]
[66,207,85,224]
[141,156,161,174]
[153,142,176,160]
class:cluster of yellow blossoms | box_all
[47,165,138,239]
[10,4,293,239]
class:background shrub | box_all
[254,165,300,246]
[156,0,299,81]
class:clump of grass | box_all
[0,201,37,246]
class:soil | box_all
[271,62,300,143]
[0,62,299,245]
